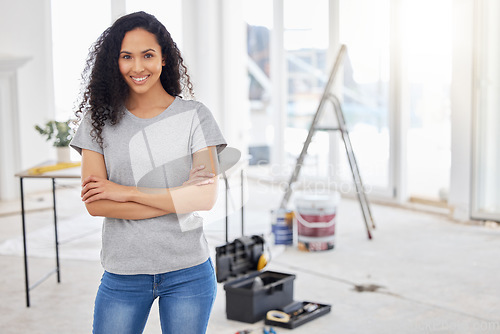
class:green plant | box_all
[34,120,75,147]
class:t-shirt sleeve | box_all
[70,113,104,155]
[190,103,227,154]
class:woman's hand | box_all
[81,175,135,204]
[183,164,216,187]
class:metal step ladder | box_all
[279,45,376,239]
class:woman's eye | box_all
[144,54,153,59]
[121,55,131,59]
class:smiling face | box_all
[118,28,166,96]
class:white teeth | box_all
[132,76,148,82]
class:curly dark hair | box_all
[76,11,194,147]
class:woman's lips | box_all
[131,75,149,84]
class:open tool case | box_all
[215,235,295,323]
[264,300,331,329]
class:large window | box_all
[338,0,391,194]
[402,0,452,202]
[244,0,455,206]
[244,0,331,179]
[245,0,393,196]
[51,0,111,121]
[244,0,274,166]
[284,0,330,179]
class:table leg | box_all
[224,173,229,243]
[52,178,61,283]
[20,177,30,307]
[241,169,244,237]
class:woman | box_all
[71,11,226,334]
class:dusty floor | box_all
[0,177,499,334]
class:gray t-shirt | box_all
[70,97,226,274]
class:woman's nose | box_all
[132,59,144,72]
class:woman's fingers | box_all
[196,178,215,186]
[80,175,131,203]
[82,187,101,202]
[83,191,102,203]
[183,176,215,187]
[81,175,106,200]
[184,165,215,186]
[192,170,215,178]
[81,180,105,198]
[81,180,99,197]
[189,165,216,177]
[81,175,104,195]
[189,165,205,177]
[82,175,102,186]
[193,177,215,186]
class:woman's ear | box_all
[162,57,166,66]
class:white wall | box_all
[469,0,500,220]
[449,0,474,221]
[182,0,249,154]
[0,0,55,198]
[182,0,223,119]
[221,0,249,154]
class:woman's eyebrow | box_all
[119,49,157,54]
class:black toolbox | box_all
[215,235,296,323]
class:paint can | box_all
[294,192,340,251]
[271,209,294,245]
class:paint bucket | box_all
[271,209,293,245]
[294,192,340,251]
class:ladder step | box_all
[314,126,341,132]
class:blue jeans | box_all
[92,259,217,334]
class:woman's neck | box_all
[126,86,175,118]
